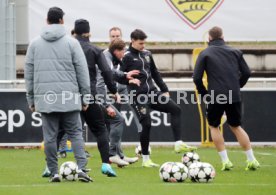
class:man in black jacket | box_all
[193,26,260,171]
[74,19,120,177]
[121,29,197,168]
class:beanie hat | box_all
[74,19,90,35]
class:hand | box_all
[82,104,89,111]
[114,92,121,103]
[106,106,116,118]
[126,70,140,80]
[129,78,141,86]
[110,92,121,103]
[162,92,170,97]
[29,105,35,112]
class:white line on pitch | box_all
[229,150,276,157]
[0,183,274,188]
[255,152,273,156]
[0,184,60,188]
[161,183,274,186]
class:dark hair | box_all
[109,38,126,54]
[130,29,147,40]
[71,29,75,35]
[47,7,64,24]
[209,26,223,40]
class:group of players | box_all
[25,7,260,183]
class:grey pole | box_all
[0,0,16,80]
[0,0,7,79]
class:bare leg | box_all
[209,125,225,152]
[230,125,260,170]
[210,125,233,170]
[229,126,251,151]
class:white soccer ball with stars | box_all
[135,144,151,156]
[59,161,78,181]
[159,162,189,182]
[188,162,216,183]
[182,151,200,167]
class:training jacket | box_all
[76,36,117,96]
[121,44,168,95]
[96,49,129,106]
[193,39,251,102]
[25,24,90,113]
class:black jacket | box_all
[121,44,168,95]
[193,39,251,102]
[76,36,117,96]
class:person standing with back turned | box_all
[25,7,92,182]
[193,26,260,171]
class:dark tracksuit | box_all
[76,36,118,163]
[121,44,182,155]
[193,39,251,127]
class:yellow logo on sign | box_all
[166,0,224,29]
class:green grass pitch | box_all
[0,146,275,195]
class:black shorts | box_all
[206,102,242,127]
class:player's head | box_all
[130,29,147,51]
[109,38,126,59]
[208,26,224,41]
[74,19,91,37]
[109,27,122,42]
[47,7,64,24]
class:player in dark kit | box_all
[193,26,260,171]
[121,29,197,168]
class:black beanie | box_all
[74,19,90,35]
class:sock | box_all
[142,155,150,162]
[245,149,255,161]
[218,150,229,162]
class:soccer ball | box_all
[182,152,200,167]
[188,162,216,183]
[135,145,151,156]
[159,162,189,182]
[59,161,78,181]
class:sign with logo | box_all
[26,0,276,42]
[166,0,224,29]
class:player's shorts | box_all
[206,102,242,127]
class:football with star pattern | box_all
[188,162,216,183]
[159,162,189,182]
[182,151,200,167]
[59,161,78,181]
